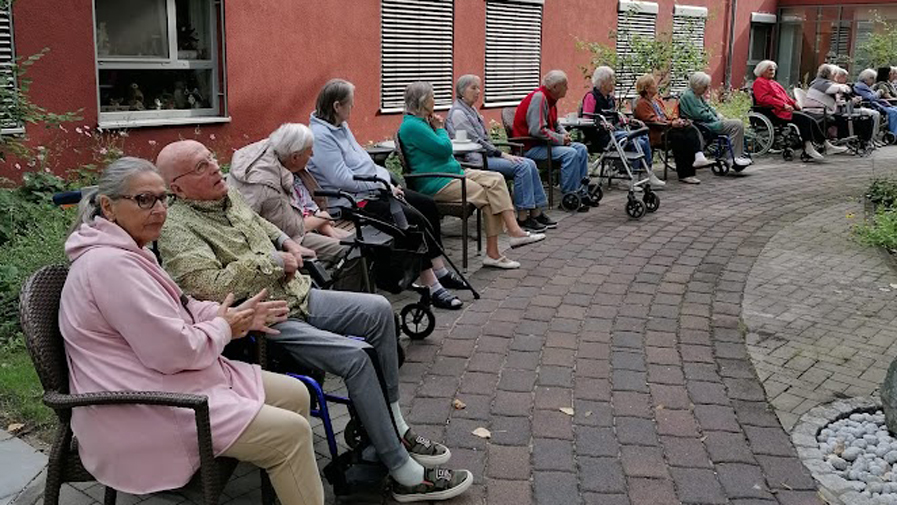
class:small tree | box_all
[576,8,708,105]
[855,13,897,71]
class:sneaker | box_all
[646,172,666,190]
[509,231,545,248]
[431,288,462,310]
[804,143,824,161]
[436,270,467,290]
[533,213,558,229]
[679,176,701,184]
[693,153,714,168]
[392,468,473,503]
[825,141,849,154]
[517,217,547,233]
[483,255,521,269]
[402,428,451,467]
[734,156,753,167]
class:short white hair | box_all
[753,60,777,77]
[592,66,615,88]
[817,64,835,79]
[404,81,434,116]
[832,66,848,78]
[269,123,314,162]
[542,70,568,88]
[455,74,480,97]
[859,68,878,83]
[689,72,711,92]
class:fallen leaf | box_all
[891,283,897,289]
[472,427,491,439]
[655,404,666,411]
[7,423,24,433]
[559,407,574,416]
[452,399,466,410]
[585,411,592,417]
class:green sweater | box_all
[398,114,463,196]
[678,89,722,133]
[159,188,311,318]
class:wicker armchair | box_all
[394,134,482,271]
[500,107,556,207]
[19,264,261,505]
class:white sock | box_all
[433,266,449,278]
[391,457,425,486]
[391,402,410,435]
[428,280,444,294]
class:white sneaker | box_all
[483,255,520,269]
[825,140,849,154]
[647,172,666,189]
[693,153,714,168]
[509,231,545,248]
[680,176,701,184]
[805,142,824,160]
[734,156,753,167]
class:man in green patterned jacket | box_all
[155,140,472,502]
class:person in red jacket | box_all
[752,60,845,160]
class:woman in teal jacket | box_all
[679,72,753,168]
[398,81,544,270]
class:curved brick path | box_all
[396,152,896,505]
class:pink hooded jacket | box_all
[59,218,264,494]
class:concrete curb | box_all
[0,430,47,505]
[9,469,46,505]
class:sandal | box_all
[431,288,462,310]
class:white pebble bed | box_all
[818,410,897,503]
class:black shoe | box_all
[577,204,590,213]
[437,270,467,290]
[431,288,462,310]
[533,213,558,229]
[517,217,547,232]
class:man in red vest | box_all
[512,70,590,212]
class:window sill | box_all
[0,126,25,136]
[98,116,232,130]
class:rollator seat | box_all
[339,224,395,248]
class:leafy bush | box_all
[711,88,752,124]
[866,178,897,210]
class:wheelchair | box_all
[747,96,808,162]
[691,123,751,176]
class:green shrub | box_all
[866,178,897,210]
[711,88,752,124]
[856,209,897,251]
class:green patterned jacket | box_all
[158,188,311,318]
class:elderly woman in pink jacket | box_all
[58,157,324,504]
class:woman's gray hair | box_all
[455,74,481,97]
[543,70,568,88]
[817,64,835,79]
[832,66,848,78]
[269,123,314,162]
[313,79,355,125]
[689,72,711,93]
[591,66,615,88]
[859,68,878,84]
[404,81,434,116]
[70,157,159,236]
[753,60,777,77]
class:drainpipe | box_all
[724,0,738,89]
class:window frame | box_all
[483,0,544,108]
[93,0,230,129]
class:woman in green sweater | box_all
[398,81,544,270]
[678,71,753,168]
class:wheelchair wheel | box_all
[587,183,603,204]
[344,418,363,449]
[800,151,811,163]
[560,192,582,211]
[746,112,774,157]
[400,303,435,340]
[643,191,660,213]
[711,160,730,176]
[782,148,794,161]
[625,198,646,219]
[885,132,897,145]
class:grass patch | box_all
[856,209,897,251]
[0,344,54,440]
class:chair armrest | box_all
[642,121,668,129]
[403,172,466,180]
[44,390,208,410]
[492,141,524,148]
[507,136,539,143]
[459,162,480,170]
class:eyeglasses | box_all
[118,193,174,210]
[170,153,218,184]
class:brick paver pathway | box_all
[744,201,897,431]
[43,149,897,505]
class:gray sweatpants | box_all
[269,289,408,471]
[718,119,745,156]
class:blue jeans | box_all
[524,142,589,194]
[486,155,548,210]
[884,107,897,134]
[613,131,652,171]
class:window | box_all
[747,13,775,82]
[380,0,454,113]
[484,0,543,107]
[0,5,20,134]
[670,5,707,94]
[94,0,228,128]
[615,1,657,97]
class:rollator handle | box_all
[627,127,650,139]
[352,174,391,188]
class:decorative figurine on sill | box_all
[173,81,188,109]
[128,83,145,111]
[97,22,111,56]
[154,98,162,110]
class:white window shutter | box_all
[484,0,542,107]
[670,7,706,94]
[380,0,454,112]
[0,6,17,131]
[616,2,657,97]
